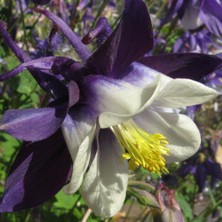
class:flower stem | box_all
[92,0,110,28]
[81,208,92,222]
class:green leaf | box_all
[176,193,193,220]
[16,71,39,94]
[54,190,80,211]
[0,132,21,160]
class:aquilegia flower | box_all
[0,0,222,218]
[178,151,222,192]
[178,0,222,36]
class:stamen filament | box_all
[111,120,169,175]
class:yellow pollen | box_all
[111,120,169,175]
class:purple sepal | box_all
[0,104,68,141]
[0,130,72,212]
[195,164,207,192]
[36,71,68,98]
[86,0,153,77]
[138,53,222,80]
[0,56,73,82]
[205,159,222,188]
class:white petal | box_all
[133,109,201,163]
[91,73,170,128]
[81,129,128,218]
[61,107,96,193]
[63,126,96,194]
[61,107,96,148]
[154,79,218,108]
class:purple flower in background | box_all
[0,0,222,217]
[178,0,222,36]
[205,55,222,90]
[205,70,222,92]
[178,152,222,192]
[32,0,51,5]
[159,0,222,53]
[173,30,213,53]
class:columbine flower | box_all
[178,0,222,36]
[0,0,221,218]
[173,30,213,53]
[178,152,222,192]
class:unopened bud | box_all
[157,183,185,222]
[129,187,160,208]
[162,208,185,222]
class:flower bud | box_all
[129,187,160,208]
[162,208,185,222]
[157,183,185,222]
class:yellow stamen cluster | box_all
[111,120,169,175]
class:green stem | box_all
[18,0,29,53]
[155,1,167,19]
[91,0,110,28]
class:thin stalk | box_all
[81,208,92,222]
[91,0,110,28]
[18,0,29,53]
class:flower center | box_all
[111,120,169,175]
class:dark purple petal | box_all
[0,104,68,141]
[87,0,153,77]
[0,130,72,212]
[138,53,222,81]
[35,7,91,61]
[177,163,196,177]
[195,164,207,192]
[200,0,222,36]
[206,159,222,181]
[36,71,68,98]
